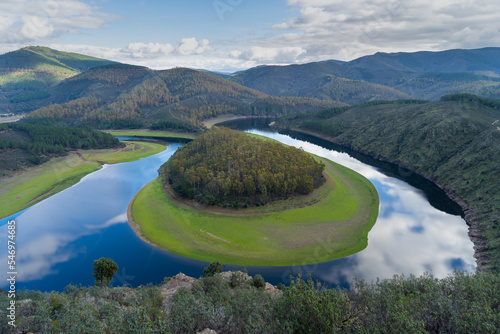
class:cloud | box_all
[234,46,306,63]
[121,38,213,59]
[270,0,500,61]
[0,0,114,43]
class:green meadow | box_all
[0,141,165,218]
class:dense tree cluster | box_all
[150,120,201,133]
[166,128,325,206]
[0,123,120,170]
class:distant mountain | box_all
[0,46,118,113]
[229,62,411,104]
[348,47,500,76]
[26,67,344,127]
[229,47,500,102]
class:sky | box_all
[1,0,499,72]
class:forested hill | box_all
[230,48,500,101]
[229,62,412,105]
[0,46,118,113]
[276,94,500,272]
[25,67,343,128]
[166,127,325,206]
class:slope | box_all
[0,46,118,113]
[26,67,344,127]
[229,61,412,104]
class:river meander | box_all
[0,120,475,291]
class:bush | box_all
[93,258,119,287]
[203,261,222,277]
[252,274,265,289]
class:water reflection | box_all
[0,126,476,292]
[244,130,475,286]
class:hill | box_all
[276,95,500,272]
[0,46,118,113]
[26,67,344,128]
[230,48,500,102]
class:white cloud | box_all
[236,46,306,62]
[122,38,213,59]
[0,0,113,43]
[271,0,500,61]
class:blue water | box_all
[0,128,475,291]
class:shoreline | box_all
[0,141,166,219]
[272,125,488,272]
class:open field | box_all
[0,141,165,218]
[104,129,196,140]
[129,156,379,266]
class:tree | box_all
[93,258,119,287]
[203,261,222,277]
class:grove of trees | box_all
[166,127,325,206]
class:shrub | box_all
[93,258,119,287]
[203,261,222,277]
[252,274,265,289]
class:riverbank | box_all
[128,154,379,266]
[272,125,489,272]
[0,141,166,219]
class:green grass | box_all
[0,141,166,218]
[105,130,196,140]
[130,156,379,266]
[80,141,166,164]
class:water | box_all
[0,121,475,291]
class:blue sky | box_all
[1,0,499,72]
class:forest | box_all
[0,123,121,172]
[166,128,325,206]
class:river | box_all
[0,120,475,291]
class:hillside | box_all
[0,46,118,113]
[229,62,412,104]
[26,67,343,128]
[230,48,500,101]
[276,95,500,272]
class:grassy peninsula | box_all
[129,129,378,265]
[277,94,500,272]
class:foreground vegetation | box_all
[277,95,500,272]
[0,141,165,218]
[129,149,378,265]
[2,270,498,333]
[167,128,325,206]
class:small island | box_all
[129,128,379,266]
[167,127,326,207]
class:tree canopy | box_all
[166,128,325,207]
